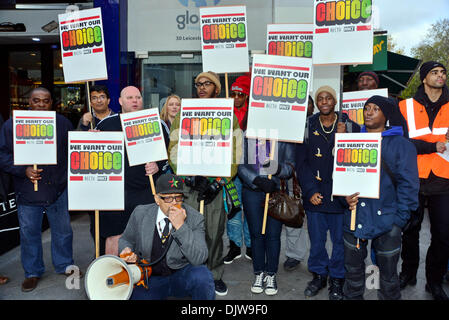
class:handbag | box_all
[267,163,305,228]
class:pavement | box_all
[0,209,447,301]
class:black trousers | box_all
[343,225,402,300]
[401,193,449,284]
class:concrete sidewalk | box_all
[0,210,445,300]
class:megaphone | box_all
[85,255,151,300]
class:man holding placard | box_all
[0,88,76,292]
[168,71,242,296]
[296,86,360,300]
[343,96,419,300]
[95,86,168,256]
[77,85,116,131]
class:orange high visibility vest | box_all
[399,98,449,179]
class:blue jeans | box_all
[242,187,282,274]
[226,177,251,248]
[17,189,73,278]
[306,211,345,279]
[130,265,215,300]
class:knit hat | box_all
[419,61,447,81]
[356,71,379,87]
[231,75,251,96]
[315,85,337,103]
[195,71,221,96]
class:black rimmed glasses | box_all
[158,195,184,203]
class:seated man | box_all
[118,173,215,300]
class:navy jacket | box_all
[343,126,420,239]
[238,133,296,191]
[296,112,360,213]
[0,114,73,206]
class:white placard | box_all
[120,108,168,167]
[332,132,381,198]
[342,88,389,126]
[246,54,313,143]
[68,131,124,211]
[58,7,108,83]
[177,98,234,177]
[312,0,373,66]
[199,5,249,74]
[13,110,57,165]
[266,24,313,58]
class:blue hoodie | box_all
[343,126,420,239]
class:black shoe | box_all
[399,272,417,289]
[224,241,241,265]
[304,273,327,298]
[328,277,344,300]
[425,283,449,300]
[245,247,252,260]
[283,257,301,272]
[214,279,228,296]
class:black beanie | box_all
[364,95,395,122]
[419,61,447,81]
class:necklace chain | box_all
[319,113,337,134]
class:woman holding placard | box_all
[238,135,295,296]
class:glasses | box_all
[230,91,246,98]
[91,95,107,102]
[159,195,184,203]
[195,81,214,89]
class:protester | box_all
[224,75,252,264]
[119,173,215,300]
[398,61,449,300]
[283,95,315,272]
[238,131,295,295]
[77,85,115,131]
[356,71,379,91]
[160,94,181,136]
[0,87,77,292]
[296,86,360,300]
[94,86,168,256]
[343,95,419,300]
[168,71,243,296]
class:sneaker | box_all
[224,241,241,264]
[251,272,265,294]
[304,273,327,298]
[245,247,252,260]
[214,279,228,296]
[264,273,278,295]
[283,257,301,271]
[328,277,344,300]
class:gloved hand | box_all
[252,176,278,193]
[198,179,222,205]
[262,160,280,176]
[188,176,209,194]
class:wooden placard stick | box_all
[262,140,276,235]
[33,164,38,191]
[350,208,356,231]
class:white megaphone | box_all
[85,255,151,300]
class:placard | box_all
[199,5,249,74]
[68,131,124,211]
[13,110,57,165]
[312,0,374,66]
[332,132,381,198]
[342,88,388,125]
[266,24,313,58]
[120,108,168,167]
[246,54,313,142]
[177,98,234,177]
[58,7,108,83]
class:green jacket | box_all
[168,112,242,182]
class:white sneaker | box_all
[251,272,265,294]
[264,274,278,295]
